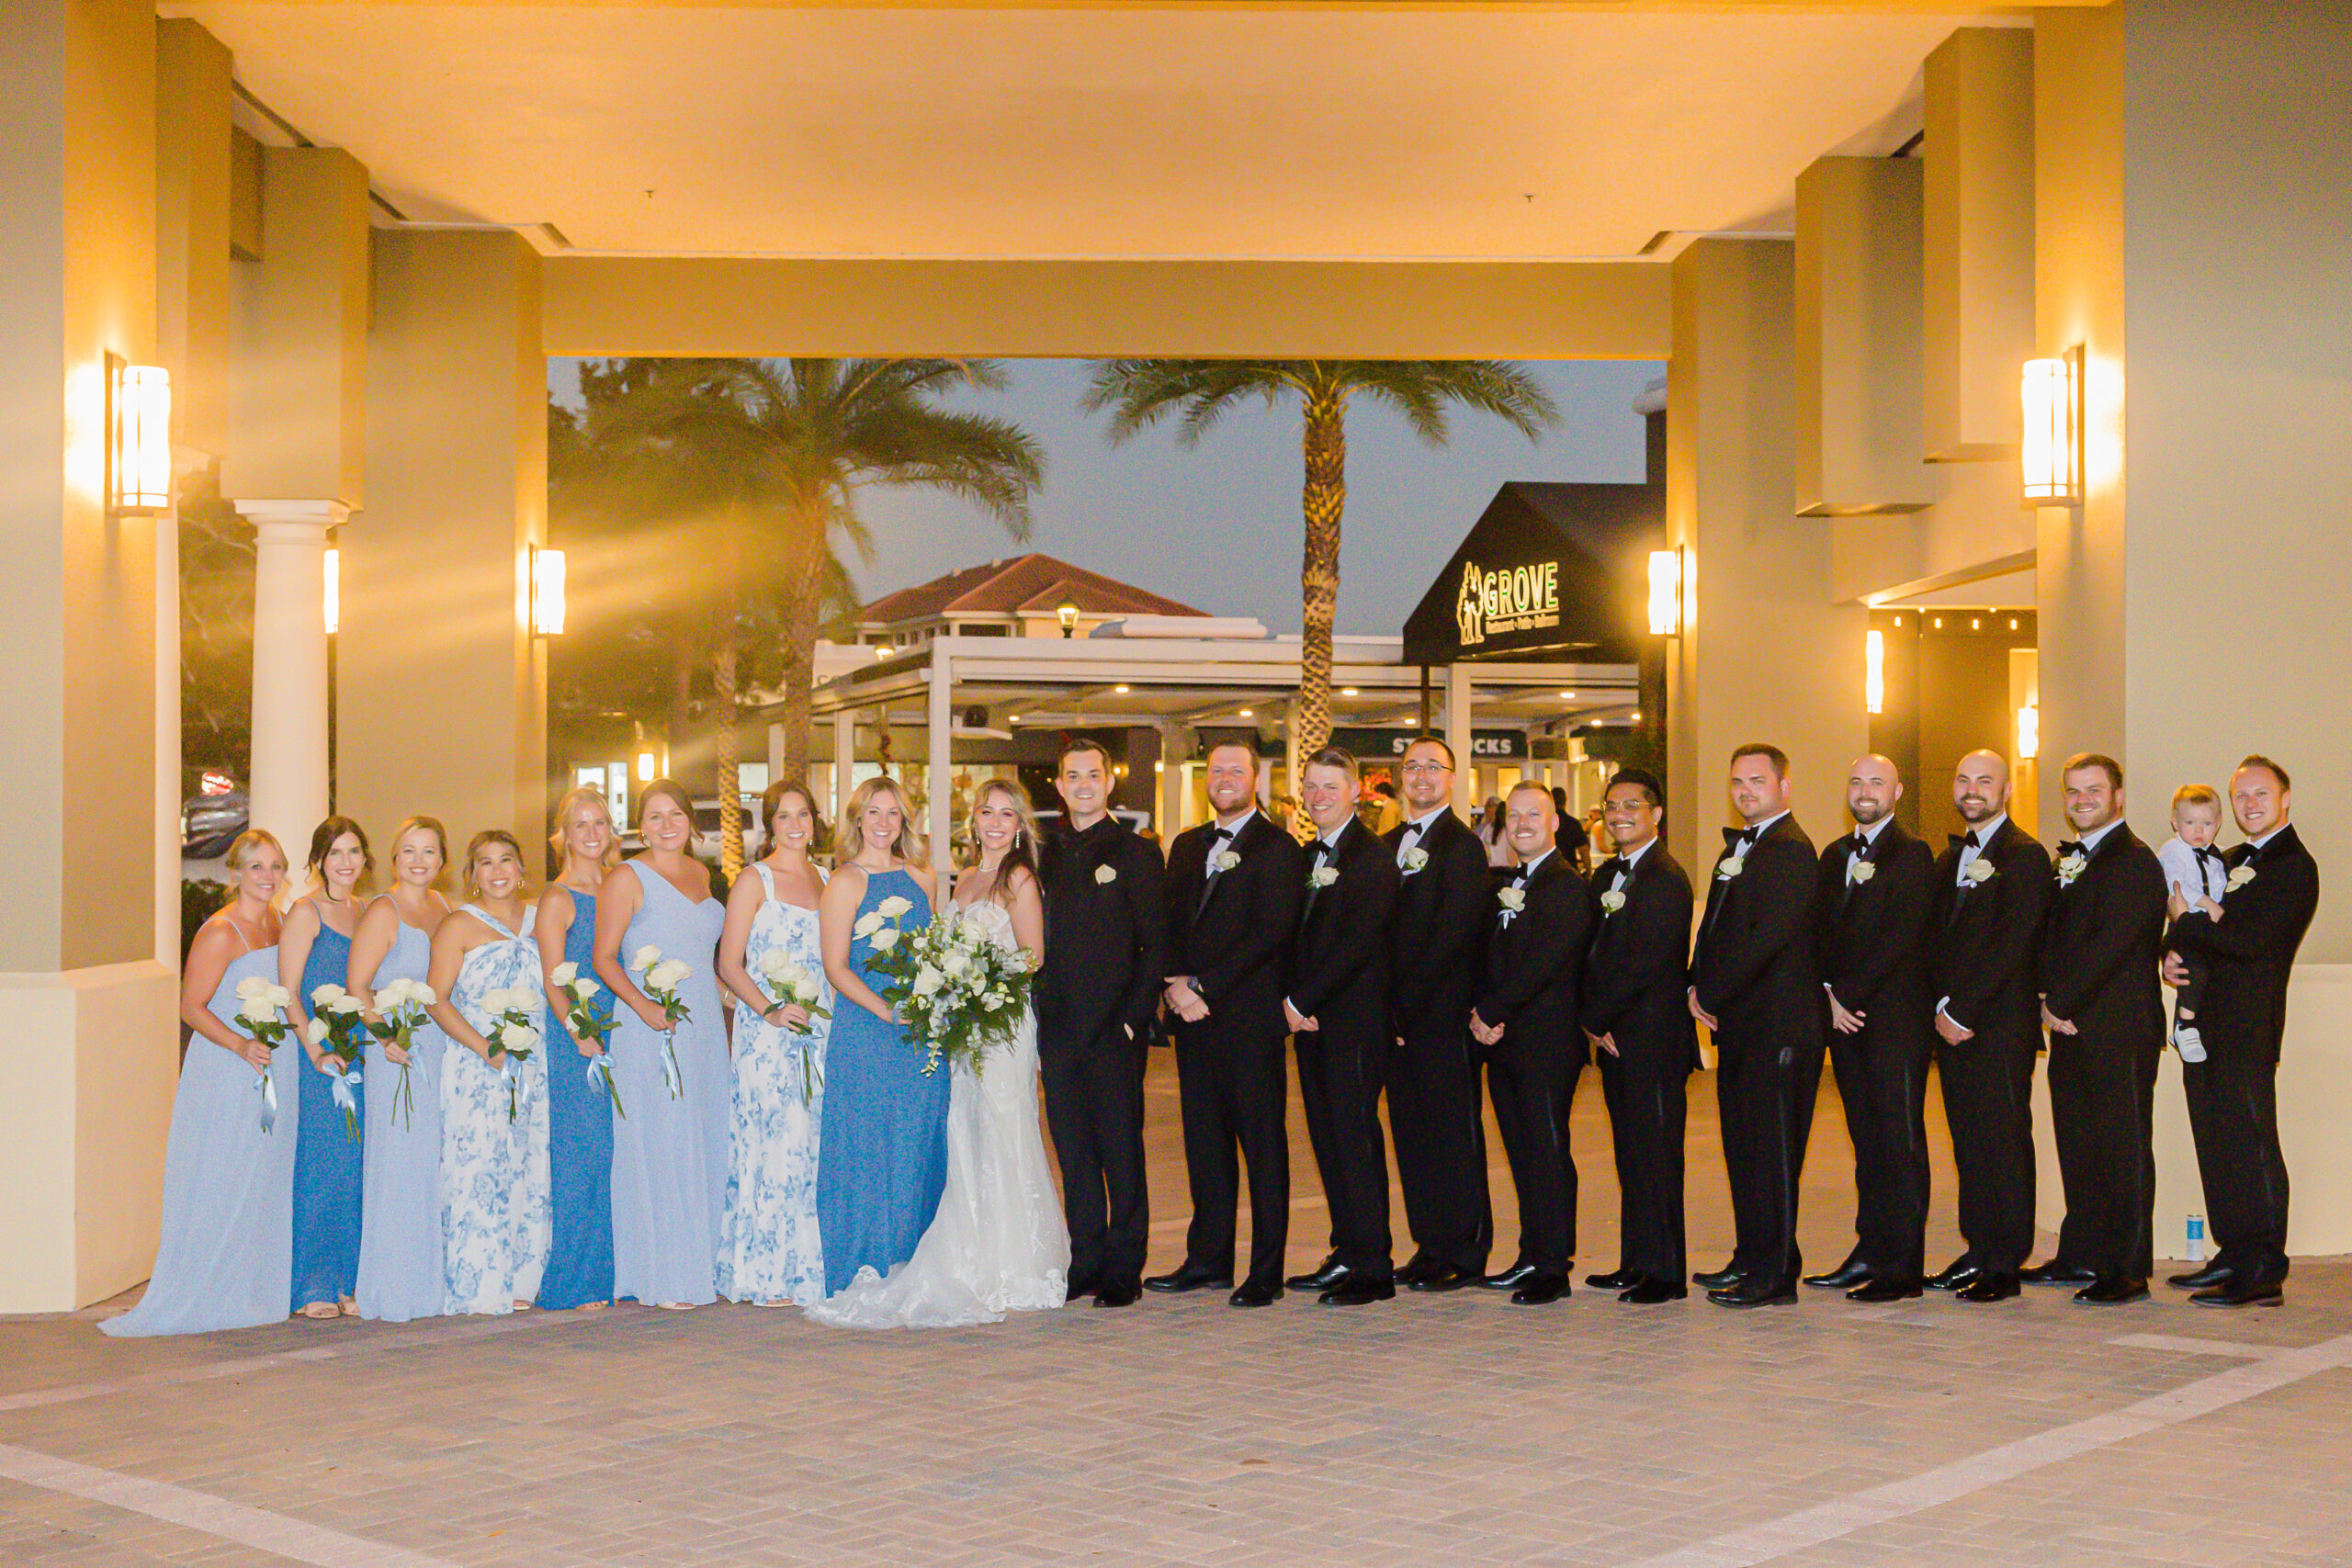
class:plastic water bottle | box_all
[2186,1213,2207,1263]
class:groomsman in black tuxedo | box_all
[1381,738,1495,1292]
[1035,740,1169,1308]
[1579,769,1698,1304]
[1688,744,1824,1308]
[1149,742,1305,1308]
[1471,781,1592,1305]
[1283,747,1402,1306]
[2033,752,2167,1304]
[1808,754,1938,1302]
[2164,755,2321,1308]
[1926,749,2053,1304]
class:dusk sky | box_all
[548,357,1662,637]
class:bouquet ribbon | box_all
[502,1057,533,1122]
[587,1055,628,1118]
[660,1030,684,1100]
[255,1063,278,1134]
[331,1062,364,1115]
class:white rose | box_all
[943,952,971,978]
[912,965,944,998]
[411,983,437,1006]
[1848,860,1876,885]
[499,1021,537,1051]
[326,996,364,1016]
[266,985,293,1008]
[876,895,914,919]
[548,961,578,987]
[303,1017,330,1044]
[571,977,599,1000]
[311,982,347,1006]
[650,959,690,991]
[2226,864,2256,891]
[792,975,823,1005]
[1965,858,1996,885]
[372,978,408,1009]
[1215,850,1243,874]
[234,976,270,1001]
[851,911,885,939]
[1498,886,1526,912]
[1401,847,1429,874]
[1716,857,1744,881]
[1599,889,1627,914]
[239,996,278,1024]
[1309,866,1340,888]
[1094,864,1116,885]
[868,928,900,953]
[632,944,662,972]
[2055,857,2083,888]
[759,950,793,980]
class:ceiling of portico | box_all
[165,2,2030,263]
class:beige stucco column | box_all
[833,709,856,821]
[239,499,341,854]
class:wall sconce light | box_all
[529,545,567,637]
[106,355,172,516]
[1865,628,1885,716]
[1646,548,1683,636]
[2017,704,2041,761]
[1057,601,1080,638]
[637,750,657,782]
[322,547,340,635]
[2020,348,2084,508]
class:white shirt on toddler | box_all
[2158,834,2228,907]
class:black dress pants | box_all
[1386,1022,1492,1274]
[2183,1043,2291,1283]
[1172,1023,1290,1287]
[1935,1028,2038,1275]
[2048,1029,2161,1280]
[1295,1029,1393,1280]
[1714,1024,1824,1288]
[1827,1016,1932,1283]
[1597,1039,1688,1284]
[1487,1035,1580,1273]
[1040,1032,1150,1291]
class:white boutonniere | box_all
[1847,859,1876,886]
[1599,889,1627,915]
[1309,866,1340,889]
[1715,856,1744,882]
[1213,850,1241,874]
[1965,857,1996,885]
[2226,863,2256,892]
[1401,846,1430,874]
[1496,886,1525,927]
[1094,863,1117,886]
[2055,853,2085,889]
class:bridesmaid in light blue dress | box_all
[348,817,452,1322]
[815,777,947,1298]
[279,816,371,1318]
[532,785,620,1311]
[425,831,551,1315]
[594,779,729,1310]
[715,780,832,1306]
[104,830,299,1337]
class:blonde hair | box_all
[2172,783,2222,814]
[835,776,924,868]
[224,828,288,880]
[549,786,621,874]
[966,777,1044,897]
[390,816,449,885]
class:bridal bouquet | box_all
[306,982,370,1142]
[231,976,295,1133]
[755,949,831,1101]
[548,961,624,1119]
[631,946,693,1099]
[365,977,436,1132]
[481,986,542,1123]
[865,904,1036,1078]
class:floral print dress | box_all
[439,905,551,1315]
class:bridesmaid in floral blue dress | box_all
[716,779,832,1305]
[815,777,947,1298]
[426,831,551,1315]
[279,816,371,1319]
[594,779,729,1310]
[347,817,452,1322]
[105,831,298,1337]
[533,785,621,1310]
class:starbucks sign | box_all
[1453,558,1561,648]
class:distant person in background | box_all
[1477,797,1514,868]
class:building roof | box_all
[859,553,1207,626]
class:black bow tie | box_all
[1724,826,1758,848]
[1207,827,1233,846]
[2061,840,2086,858]
[1310,838,1333,861]
[1850,830,1872,854]
[2193,844,2223,863]
[1951,829,1982,851]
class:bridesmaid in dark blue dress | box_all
[280,816,372,1318]
[815,777,948,1297]
[533,785,620,1310]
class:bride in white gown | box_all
[808,780,1069,1328]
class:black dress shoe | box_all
[1619,1278,1687,1304]
[1802,1258,1873,1290]
[1925,1258,1981,1292]
[1064,1274,1101,1304]
[1846,1277,1922,1303]
[1319,1275,1396,1306]
[1954,1272,2020,1303]
[1285,1258,1347,1292]
[1708,1278,1796,1308]
[1510,1272,1570,1305]
[2073,1275,2151,1305]
[1691,1262,1746,1291]
[1143,1265,1233,1294]
[2190,1278,2284,1309]
[2167,1263,2233,1291]
[2018,1260,2099,1287]
[1092,1280,1141,1308]
[1408,1264,1480,1293]
[1584,1269,1634,1292]
[1394,1256,1440,1288]
[1228,1279,1282,1308]
[1480,1262,1540,1292]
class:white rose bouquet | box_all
[307,982,370,1142]
[755,948,832,1101]
[481,985,542,1123]
[865,902,1037,1078]
[365,976,436,1132]
[231,976,295,1133]
[548,960,624,1119]
[629,946,694,1100]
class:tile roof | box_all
[859,553,1206,625]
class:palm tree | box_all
[588,358,1043,870]
[1081,361,1558,758]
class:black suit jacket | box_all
[1814,818,1937,1026]
[1383,808,1490,1043]
[2039,823,2166,1042]
[1285,817,1399,1043]
[1037,815,1170,1059]
[1691,814,1821,1046]
[2165,824,2321,1063]
[1164,809,1303,1045]
[1928,817,2053,1045]
[1476,849,1592,1057]
[1581,842,1699,1071]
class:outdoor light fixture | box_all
[1057,601,1080,637]
[1558,691,1577,701]
[106,355,172,515]
[637,750,656,782]
[1114,683,1129,694]
[1341,687,1359,697]
[1647,548,1683,637]
[1238,708,1253,718]
[874,645,891,660]
[1865,629,1885,715]
[322,547,340,635]
[2021,348,2084,508]
[529,546,567,637]
[2017,704,2041,761]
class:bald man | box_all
[1925,750,2054,1303]
[1808,755,1938,1301]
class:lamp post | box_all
[1057,600,1079,638]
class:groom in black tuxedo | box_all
[1035,739,1169,1308]
[1149,742,1305,1307]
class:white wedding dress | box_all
[807,897,1069,1329]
